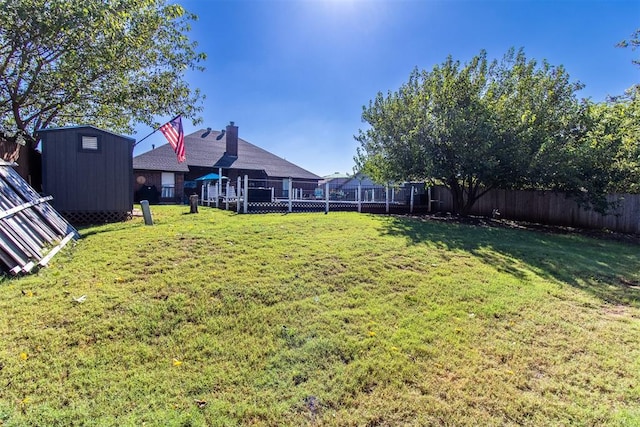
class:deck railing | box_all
[194,175,640,234]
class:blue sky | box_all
[133,0,640,177]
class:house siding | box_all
[134,171,185,204]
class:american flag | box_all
[159,116,185,163]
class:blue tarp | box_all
[195,173,220,181]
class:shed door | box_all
[161,172,175,198]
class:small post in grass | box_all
[189,195,199,213]
[140,200,153,225]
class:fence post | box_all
[237,176,241,213]
[225,180,230,210]
[427,186,432,213]
[410,185,414,214]
[325,181,329,214]
[358,183,362,213]
[217,167,223,208]
[288,177,293,213]
[385,185,389,214]
[243,175,249,213]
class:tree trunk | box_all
[448,179,466,216]
[448,179,479,217]
[460,197,476,217]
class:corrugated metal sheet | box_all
[0,160,78,275]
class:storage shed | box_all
[39,126,134,224]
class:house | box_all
[318,172,352,200]
[321,172,351,186]
[321,171,385,201]
[133,122,321,204]
[320,172,353,188]
[38,125,135,224]
[324,172,429,204]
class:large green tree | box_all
[355,49,591,215]
[581,87,640,196]
[550,29,640,207]
[0,0,205,183]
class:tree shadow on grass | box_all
[380,215,640,307]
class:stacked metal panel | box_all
[0,160,78,274]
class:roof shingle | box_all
[133,129,320,180]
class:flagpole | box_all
[133,115,181,148]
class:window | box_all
[161,172,175,199]
[79,135,100,152]
[81,136,98,150]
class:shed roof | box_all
[133,129,321,180]
[37,125,136,142]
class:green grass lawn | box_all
[1,206,639,426]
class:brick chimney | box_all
[225,121,238,157]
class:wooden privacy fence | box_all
[430,186,640,234]
[0,161,79,274]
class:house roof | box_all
[132,143,190,172]
[323,172,351,180]
[133,129,321,180]
[334,172,381,189]
[320,172,353,187]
